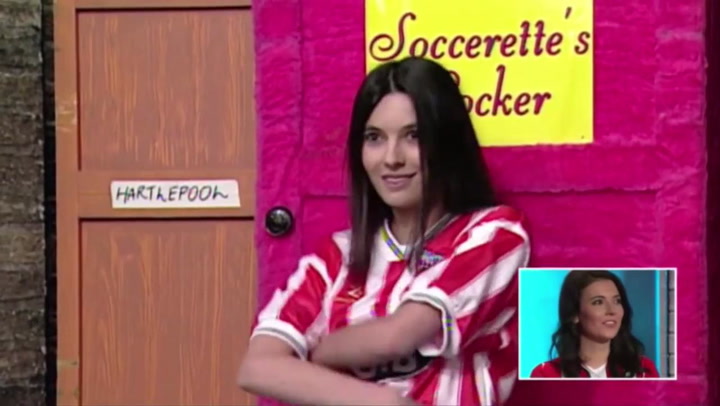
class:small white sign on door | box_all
[110,180,241,209]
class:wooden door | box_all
[55,1,256,405]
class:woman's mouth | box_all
[381,174,416,191]
[602,320,618,327]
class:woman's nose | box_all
[383,140,405,167]
[605,303,619,315]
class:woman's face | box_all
[576,279,624,343]
[362,92,423,211]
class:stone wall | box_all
[0,0,52,404]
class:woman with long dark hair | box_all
[237,56,531,405]
[531,270,659,378]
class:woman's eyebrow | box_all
[589,294,621,300]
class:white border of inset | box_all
[517,267,678,381]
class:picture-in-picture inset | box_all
[518,268,676,380]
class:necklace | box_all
[381,213,454,270]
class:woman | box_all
[530,270,660,378]
[237,56,531,405]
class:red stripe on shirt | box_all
[277,265,326,334]
[410,360,446,405]
[459,272,518,342]
[476,206,524,225]
[431,228,525,297]
[488,316,519,404]
[459,360,481,405]
[328,273,364,331]
[372,261,406,317]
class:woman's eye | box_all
[364,132,380,142]
[592,299,603,305]
[406,130,418,139]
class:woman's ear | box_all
[573,316,579,324]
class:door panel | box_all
[77,9,255,171]
[55,1,255,405]
[81,220,255,405]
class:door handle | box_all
[265,206,294,237]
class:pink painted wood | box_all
[252,0,709,405]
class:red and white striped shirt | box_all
[251,205,531,406]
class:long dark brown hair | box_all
[550,270,647,377]
[346,56,497,275]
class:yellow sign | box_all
[365,0,594,147]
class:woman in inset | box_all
[237,56,531,405]
[530,270,660,378]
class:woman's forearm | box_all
[237,354,402,406]
[311,303,443,369]
[311,318,401,369]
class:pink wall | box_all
[253,0,710,405]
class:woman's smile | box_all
[381,173,417,191]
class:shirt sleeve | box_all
[530,362,552,378]
[640,356,660,377]
[250,236,342,360]
[399,211,530,358]
[530,361,562,378]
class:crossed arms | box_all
[237,217,529,406]
[237,302,441,406]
